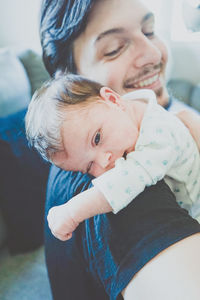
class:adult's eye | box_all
[94,132,101,145]
[144,31,155,38]
[104,45,123,57]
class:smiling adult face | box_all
[73,0,169,107]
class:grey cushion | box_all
[0,247,52,300]
[190,85,200,112]
[18,50,50,95]
[0,50,31,117]
[167,79,194,105]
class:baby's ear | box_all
[100,87,121,104]
[51,150,68,170]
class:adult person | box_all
[40,0,200,299]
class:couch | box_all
[0,48,52,300]
[167,79,200,112]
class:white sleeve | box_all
[92,126,180,214]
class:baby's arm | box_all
[92,118,182,214]
[47,187,112,241]
[48,111,193,241]
[176,110,200,151]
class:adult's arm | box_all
[45,165,200,300]
[122,233,200,300]
[45,165,110,300]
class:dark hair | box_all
[40,0,99,76]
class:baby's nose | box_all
[98,152,112,169]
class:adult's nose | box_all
[133,35,162,69]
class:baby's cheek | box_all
[91,165,106,178]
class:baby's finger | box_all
[51,230,72,241]
[64,232,73,240]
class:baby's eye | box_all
[94,132,101,145]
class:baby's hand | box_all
[47,203,79,241]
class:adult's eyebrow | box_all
[95,12,154,44]
[95,28,125,43]
[142,12,154,24]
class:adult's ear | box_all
[100,87,121,104]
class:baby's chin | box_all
[92,165,115,177]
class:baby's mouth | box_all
[123,151,127,159]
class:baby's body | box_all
[93,90,200,218]
[47,89,200,241]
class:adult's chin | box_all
[155,86,169,107]
[155,86,163,98]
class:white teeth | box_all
[134,74,159,88]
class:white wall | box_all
[146,0,200,85]
[0,0,41,52]
[169,42,200,85]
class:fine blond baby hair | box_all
[25,74,103,162]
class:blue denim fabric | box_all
[0,109,50,253]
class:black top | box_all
[45,165,200,300]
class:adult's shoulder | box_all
[46,165,93,207]
[84,180,187,298]
[168,97,199,114]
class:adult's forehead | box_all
[74,0,151,52]
[73,0,154,85]
[87,0,150,28]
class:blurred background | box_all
[146,0,200,85]
[0,0,41,52]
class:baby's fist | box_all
[47,204,79,241]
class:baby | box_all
[26,74,200,241]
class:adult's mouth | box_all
[124,72,161,90]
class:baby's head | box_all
[26,74,137,176]
[26,74,104,162]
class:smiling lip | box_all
[126,72,161,90]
